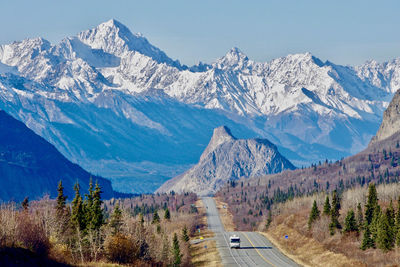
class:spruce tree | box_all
[21,197,29,211]
[370,204,382,242]
[164,207,171,220]
[182,225,189,242]
[356,203,363,230]
[343,209,358,233]
[152,210,160,224]
[360,226,374,250]
[56,180,67,219]
[386,200,395,230]
[365,183,378,226]
[377,212,394,252]
[172,233,182,266]
[109,203,123,235]
[90,182,104,231]
[323,195,331,215]
[329,190,341,235]
[83,178,94,228]
[308,200,320,229]
[139,213,145,227]
[71,182,85,231]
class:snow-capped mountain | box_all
[0,19,398,193]
[157,126,295,195]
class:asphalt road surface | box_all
[202,197,299,267]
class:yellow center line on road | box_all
[243,232,277,267]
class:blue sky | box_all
[1,0,399,66]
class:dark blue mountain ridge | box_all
[0,109,115,201]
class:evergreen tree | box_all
[323,195,331,215]
[182,225,189,242]
[365,183,378,226]
[152,210,160,224]
[265,211,272,229]
[329,190,341,235]
[71,182,85,231]
[172,233,181,266]
[377,212,394,252]
[343,209,358,233]
[21,197,29,211]
[90,182,104,231]
[386,200,395,230]
[109,203,123,235]
[370,205,382,242]
[56,180,67,219]
[308,200,320,229]
[357,203,363,230]
[360,226,374,250]
[164,207,171,220]
[83,178,94,228]
[139,213,145,227]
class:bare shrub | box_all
[16,212,50,256]
[104,233,138,264]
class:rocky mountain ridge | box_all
[0,19,399,192]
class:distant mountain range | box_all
[0,19,399,193]
[157,126,295,195]
[0,110,114,201]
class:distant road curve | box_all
[202,197,299,267]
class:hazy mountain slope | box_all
[0,110,114,201]
[0,19,399,192]
[157,126,295,195]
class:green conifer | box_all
[343,209,358,233]
[308,200,320,229]
[323,195,331,215]
[329,190,341,235]
[182,225,189,243]
[377,212,394,252]
[90,182,104,230]
[365,183,378,226]
[56,180,67,219]
[21,197,29,211]
[360,226,374,250]
[172,233,182,266]
[71,182,85,231]
[109,203,123,235]
[164,207,171,220]
[152,210,160,224]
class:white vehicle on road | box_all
[229,235,240,249]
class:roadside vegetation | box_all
[0,180,201,266]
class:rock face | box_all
[0,110,114,201]
[370,89,400,144]
[157,126,295,195]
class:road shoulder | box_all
[190,199,222,267]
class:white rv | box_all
[229,235,240,249]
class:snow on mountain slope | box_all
[0,19,398,193]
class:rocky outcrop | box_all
[370,89,400,144]
[157,126,295,195]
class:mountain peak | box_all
[212,125,234,139]
[78,19,184,68]
[215,47,249,70]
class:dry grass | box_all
[214,197,235,232]
[263,223,365,267]
[190,199,222,266]
[191,239,222,267]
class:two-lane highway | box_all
[202,197,299,267]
